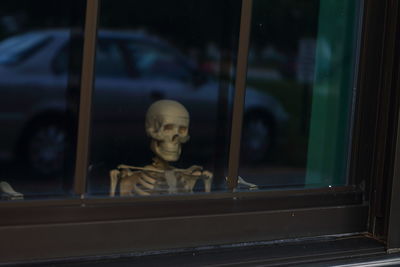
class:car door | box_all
[0,33,62,160]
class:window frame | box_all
[1,0,400,263]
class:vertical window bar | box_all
[388,70,400,251]
[73,0,99,195]
[388,112,400,250]
[227,0,253,191]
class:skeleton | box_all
[0,181,23,200]
[110,100,213,196]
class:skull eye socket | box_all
[179,126,188,135]
[163,124,174,131]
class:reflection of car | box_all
[0,30,288,174]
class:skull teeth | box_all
[160,148,179,153]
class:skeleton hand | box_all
[116,165,134,176]
[185,165,203,174]
[180,169,213,193]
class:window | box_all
[96,39,127,77]
[88,0,362,197]
[1,0,400,264]
[0,0,85,199]
[239,0,362,190]
[88,0,240,196]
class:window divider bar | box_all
[388,15,400,247]
[227,0,253,191]
[388,103,400,250]
[73,0,99,195]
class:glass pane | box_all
[0,0,85,199]
[239,0,362,190]
[88,0,241,196]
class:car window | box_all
[96,40,128,78]
[127,42,192,82]
[0,33,52,65]
[54,39,128,78]
[53,45,69,74]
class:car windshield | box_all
[0,33,51,65]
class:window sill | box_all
[14,235,388,266]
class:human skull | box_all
[145,100,190,162]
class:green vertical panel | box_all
[305,0,360,187]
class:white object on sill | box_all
[0,181,23,200]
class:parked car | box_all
[0,30,288,175]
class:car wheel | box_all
[25,119,72,176]
[240,113,275,163]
